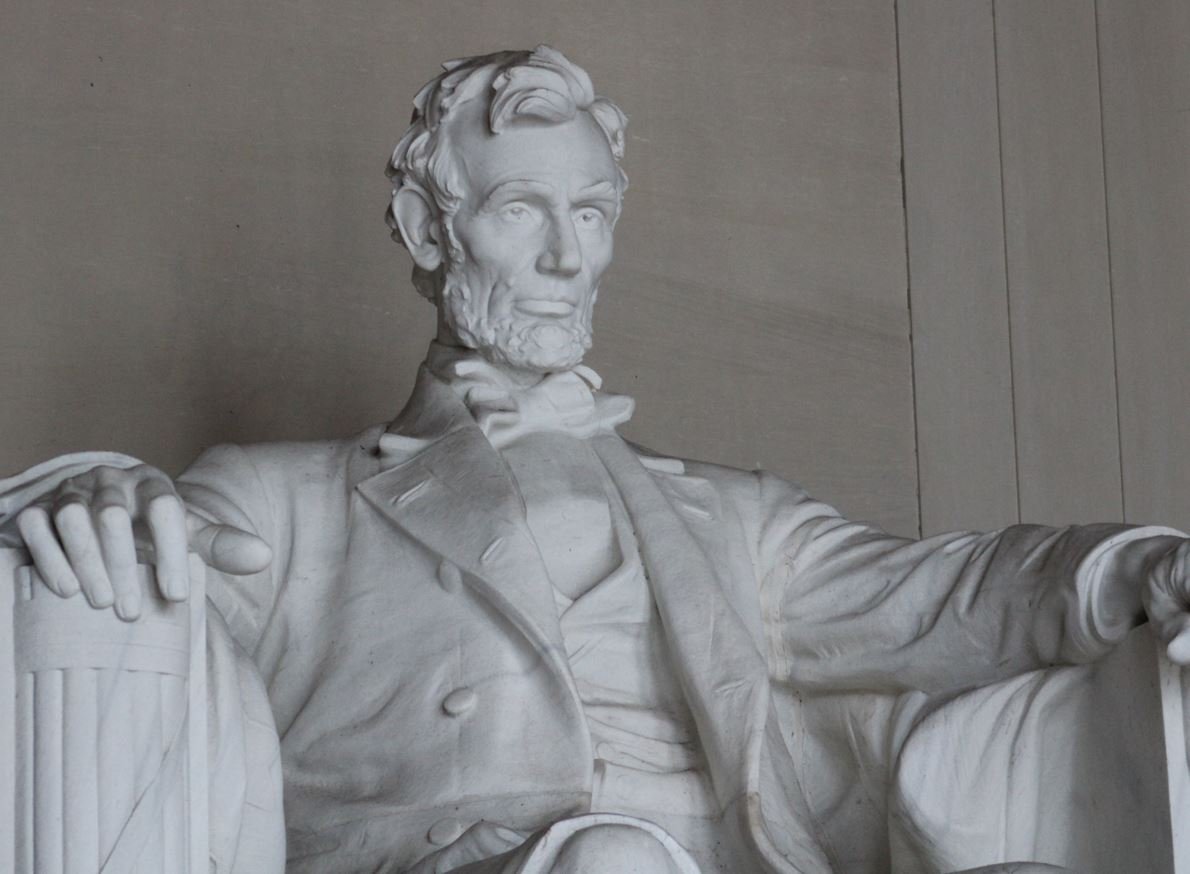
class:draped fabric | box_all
[423,342,634,449]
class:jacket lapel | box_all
[591,434,770,810]
[355,370,569,677]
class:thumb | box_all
[459,821,527,856]
[1168,625,1190,665]
[426,821,527,872]
[186,510,272,575]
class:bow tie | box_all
[437,350,635,450]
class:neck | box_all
[431,332,579,388]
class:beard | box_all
[439,265,595,373]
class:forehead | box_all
[449,104,619,201]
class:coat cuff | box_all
[1072,525,1188,659]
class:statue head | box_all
[387,46,628,374]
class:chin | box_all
[478,320,592,373]
[442,277,594,374]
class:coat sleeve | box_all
[750,470,1173,694]
[176,443,282,655]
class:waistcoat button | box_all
[442,687,477,716]
[437,560,462,593]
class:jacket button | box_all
[427,817,464,846]
[437,560,462,593]
[442,687,477,717]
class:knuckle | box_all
[131,464,168,486]
[53,478,89,500]
[96,504,130,529]
[52,498,88,525]
[92,465,122,485]
[16,505,49,530]
[92,484,127,512]
[146,492,181,516]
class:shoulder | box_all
[627,442,846,552]
[627,440,809,506]
[180,424,387,492]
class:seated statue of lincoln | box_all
[3,46,1189,874]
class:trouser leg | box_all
[948,865,1069,873]
[436,814,702,874]
[206,607,286,874]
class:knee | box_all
[552,824,681,874]
[950,865,1070,874]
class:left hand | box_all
[405,821,528,874]
[1140,538,1190,664]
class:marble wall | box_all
[901,0,1190,536]
[2,1,1186,539]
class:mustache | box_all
[440,270,595,372]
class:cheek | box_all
[584,233,615,278]
[456,222,542,279]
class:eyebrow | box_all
[577,180,619,198]
[480,178,555,208]
[480,177,620,209]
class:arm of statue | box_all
[4,462,271,619]
[750,471,1189,694]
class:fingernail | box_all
[56,577,80,597]
[160,573,183,600]
[115,595,140,620]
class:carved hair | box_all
[385,46,629,301]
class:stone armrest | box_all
[1,548,209,874]
[890,626,1190,873]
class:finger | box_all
[465,822,526,856]
[94,489,141,621]
[141,488,189,602]
[52,496,115,608]
[186,511,272,575]
[1171,540,1190,596]
[1166,628,1190,666]
[1145,554,1185,623]
[1166,604,1190,666]
[15,505,81,597]
[434,821,527,870]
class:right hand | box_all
[14,463,272,620]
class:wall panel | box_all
[901,0,1189,534]
[899,0,1018,535]
[994,0,1123,524]
[1097,0,1190,532]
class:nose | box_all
[536,216,582,277]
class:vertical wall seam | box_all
[991,0,1024,525]
[1093,0,1129,524]
[893,0,924,540]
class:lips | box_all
[514,299,576,317]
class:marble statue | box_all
[2,46,1190,874]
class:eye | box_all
[499,203,534,223]
[575,207,606,228]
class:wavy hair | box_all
[385,46,628,301]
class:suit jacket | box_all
[176,365,1131,874]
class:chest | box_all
[501,433,621,599]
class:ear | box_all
[392,187,444,272]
